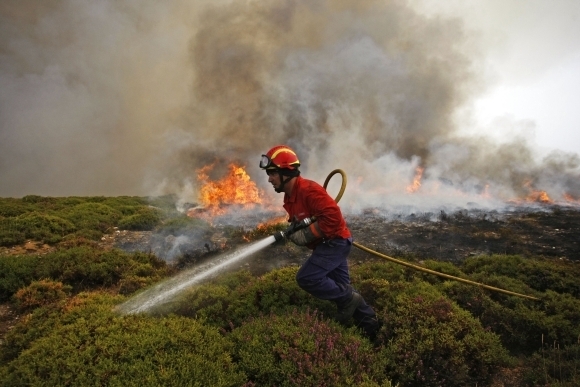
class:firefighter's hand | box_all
[288,222,323,246]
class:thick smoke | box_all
[1,0,578,211]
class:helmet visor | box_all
[259,154,272,169]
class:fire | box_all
[256,215,288,231]
[406,166,424,193]
[522,181,553,204]
[191,163,263,217]
[563,193,580,203]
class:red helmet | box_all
[259,145,300,170]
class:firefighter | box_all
[259,145,380,338]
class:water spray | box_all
[116,235,278,315]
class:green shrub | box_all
[229,309,387,386]
[63,202,122,233]
[0,224,26,246]
[370,280,511,386]
[68,228,105,240]
[118,207,162,231]
[13,279,72,311]
[0,254,39,301]
[523,343,580,386]
[172,267,333,329]
[0,213,75,246]
[461,255,580,297]
[442,281,580,355]
[0,293,245,386]
[0,292,122,365]
[0,198,32,217]
[0,246,169,300]
[17,212,76,244]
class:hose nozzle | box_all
[273,217,315,242]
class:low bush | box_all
[0,254,39,301]
[172,267,333,329]
[0,198,32,217]
[522,343,580,386]
[367,280,512,387]
[461,254,580,297]
[0,226,26,246]
[118,207,162,231]
[0,293,245,387]
[13,279,72,311]
[0,246,169,300]
[17,212,76,244]
[63,202,122,233]
[441,270,580,356]
[229,309,387,386]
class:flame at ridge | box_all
[187,163,268,220]
[406,167,424,193]
[522,180,553,204]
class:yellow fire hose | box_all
[322,169,540,301]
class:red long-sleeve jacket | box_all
[283,176,351,249]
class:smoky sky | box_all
[1,0,578,210]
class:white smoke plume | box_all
[1,0,578,211]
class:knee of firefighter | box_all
[296,272,319,292]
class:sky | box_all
[413,0,580,155]
[0,0,578,210]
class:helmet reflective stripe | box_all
[270,147,296,160]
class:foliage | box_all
[62,202,122,234]
[118,207,163,231]
[172,267,334,329]
[441,268,580,356]
[229,309,388,387]
[13,279,72,312]
[14,212,75,244]
[1,197,580,386]
[523,343,580,386]
[372,280,512,387]
[0,293,245,387]
[0,195,170,247]
[461,254,580,297]
[0,246,169,301]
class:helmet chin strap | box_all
[275,169,300,193]
[275,174,290,193]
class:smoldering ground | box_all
[1,0,578,210]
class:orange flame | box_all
[522,181,553,204]
[190,163,263,218]
[563,193,579,203]
[406,167,424,193]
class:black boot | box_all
[357,315,381,342]
[335,287,363,324]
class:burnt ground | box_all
[98,204,580,271]
[346,205,580,263]
[1,205,579,346]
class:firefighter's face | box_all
[266,169,281,191]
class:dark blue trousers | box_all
[296,238,376,324]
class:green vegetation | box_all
[0,195,579,386]
[0,196,177,246]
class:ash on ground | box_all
[102,205,579,277]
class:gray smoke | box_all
[1,0,578,211]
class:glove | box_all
[288,222,323,246]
